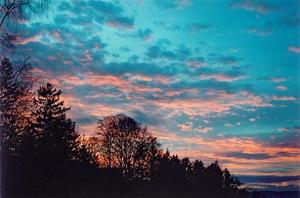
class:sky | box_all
[11,0,300,191]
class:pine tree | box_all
[31,83,78,162]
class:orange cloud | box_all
[151,91,271,117]
[178,122,193,132]
[18,34,42,45]
[151,127,300,176]
[58,72,162,94]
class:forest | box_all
[0,1,270,198]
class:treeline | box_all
[0,57,251,198]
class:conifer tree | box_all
[31,82,78,162]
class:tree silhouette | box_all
[30,83,78,162]
[0,0,49,54]
[0,57,32,155]
[96,113,161,179]
[1,81,250,198]
[0,0,49,29]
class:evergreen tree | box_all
[30,82,78,162]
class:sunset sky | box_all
[13,0,299,191]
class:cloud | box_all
[151,90,271,117]
[270,77,286,83]
[155,21,212,33]
[278,10,300,28]
[247,26,271,36]
[178,122,213,133]
[209,54,241,66]
[186,57,206,68]
[154,129,300,175]
[57,72,165,95]
[224,152,272,160]
[106,17,134,29]
[249,118,256,122]
[135,28,153,40]
[195,126,213,133]
[145,44,191,61]
[129,110,161,126]
[18,34,42,45]
[200,74,245,82]
[275,85,288,91]
[271,95,297,101]
[154,0,192,9]
[239,175,300,191]
[145,45,176,59]
[288,46,300,53]
[277,128,289,132]
[57,0,134,29]
[178,122,193,132]
[231,0,277,14]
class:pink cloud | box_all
[276,85,288,91]
[195,126,213,133]
[152,91,271,117]
[51,31,63,43]
[127,74,172,84]
[18,34,42,45]
[288,46,300,53]
[152,128,300,176]
[277,128,289,132]
[106,21,133,29]
[58,72,162,94]
[200,74,245,82]
[178,122,193,132]
[187,60,206,68]
[232,1,275,14]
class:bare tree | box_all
[0,0,48,53]
[0,0,48,29]
[96,113,161,179]
[0,57,33,156]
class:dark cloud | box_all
[224,152,273,160]
[76,115,99,125]
[187,56,206,67]
[130,28,153,40]
[145,44,191,61]
[91,61,174,76]
[279,13,300,27]
[238,175,300,191]
[129,110,161,126]
[209,53,241,66]
[56,0,134,29]
[154,21,212,33]
[145,45,176,59]
[238,175,300,183]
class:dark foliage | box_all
[1,60,249,197]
